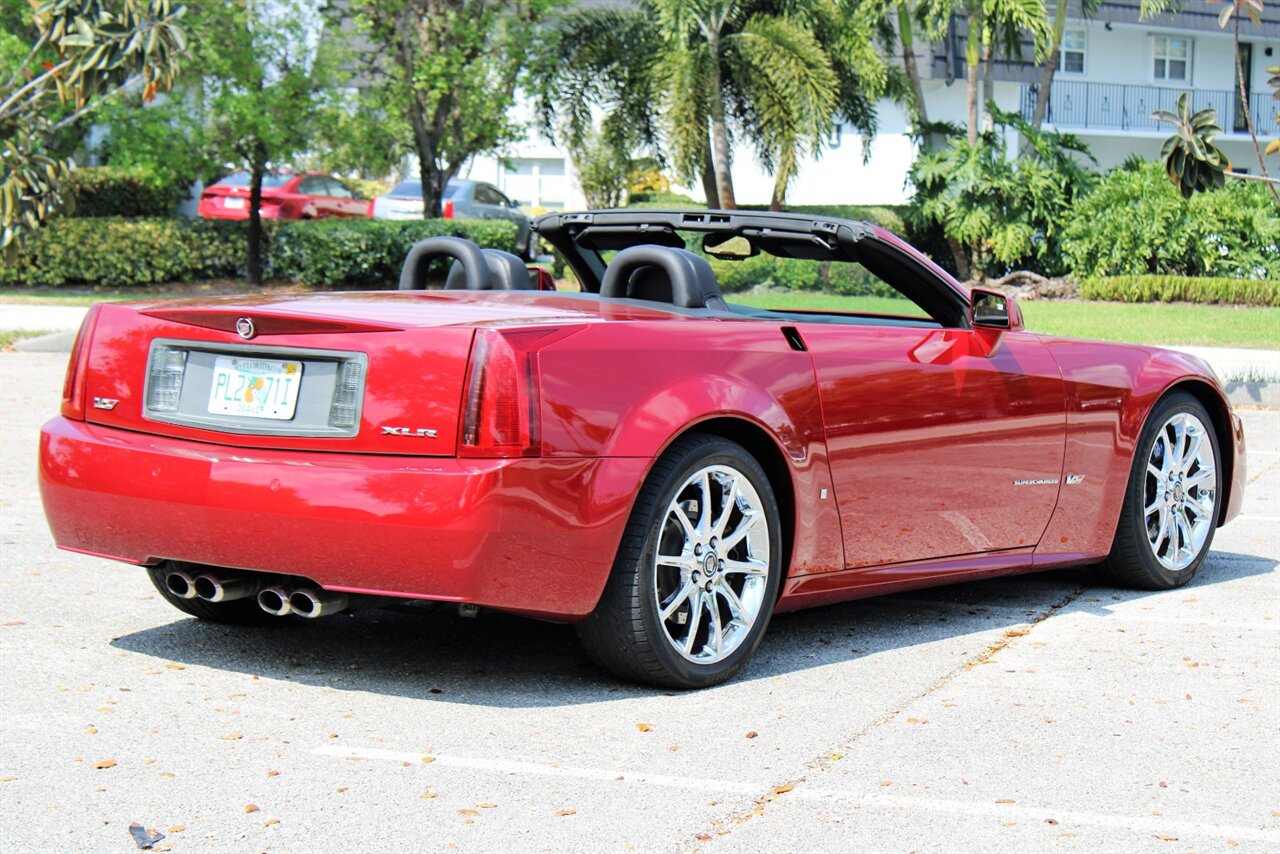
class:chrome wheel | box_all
[1144,411,1217,571]
[653,464,770,664]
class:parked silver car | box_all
[371,178,536,260]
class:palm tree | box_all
[536,0,882,209]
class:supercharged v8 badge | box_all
[1012,478,1059,486]
[382,426,438,438]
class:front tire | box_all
[577,434,783,689]
[1097,392,1221,590]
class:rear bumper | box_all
[39,417,646,619]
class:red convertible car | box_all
[39,210,1245,688]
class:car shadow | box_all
[109,550,1277,708]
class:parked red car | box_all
[197,171,368,220]
[39,210,1245,688]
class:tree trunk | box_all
[964,1,982,145]
[407,93,446,218]
[1233,13,1280,206]
[246,147,266,287]
[1031,0,1070,129]
[981,39,994,132]
[706,36,737,210]
[700,141,721,208]
[947,236,971,281]
[898,2,934,151]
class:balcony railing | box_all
[1020,81,1278,138]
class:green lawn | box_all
[732,293,1280,350]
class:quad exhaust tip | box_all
[257,586,293,617]
[289,589,349,619]
[194,573,259,603]
[165,569,199,600]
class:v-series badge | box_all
[381,426,438,438]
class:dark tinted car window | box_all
[474,185,505,205]
[216,172,292,189]
[327,178,354,199]
[386,180,464,199]
[298,176,329,195]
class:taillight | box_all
[459,328,570,458]
[442,199,454,219]
[60,304,102,420]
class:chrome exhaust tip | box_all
[194,574,259,603]
[288,589,349,619]
[165,569,199,600]
[257,586,293,616]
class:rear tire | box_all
[576,434,783,689]
[1096,392,1221,590]
[146,562,275,625]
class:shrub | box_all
[1080,275,1280,306]
[0,217,520,288]
[344,178,390,200]
[0,218,248,287]
[69,167,189,218]
[707,254,897,297]
[1061,162,1280,280]
[270,219,519,287]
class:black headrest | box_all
[599,245,726,310]
[445,248,533,290]
[399,236,491,290]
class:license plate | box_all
[207,356,302,420]
[223,196,246,209]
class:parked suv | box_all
[371,178,536,259]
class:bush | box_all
[1081,275,1280,306]
[1061,162,1280,280]
[271,218,520,287]
[707,254,896,297]
[0,218,247,287]
[0,217,520,288]
[70,167,189,218]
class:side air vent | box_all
[781,326,807,352]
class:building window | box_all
[1153,36,1191,83]
[1057,27,1085,74]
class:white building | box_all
[466,0,1278,209]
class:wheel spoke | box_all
[721,511,759,552]
[722,557,768,577]
[660,582,694,621]
[697,472,713,537]
[672,503,697,541]
[656,554,697,571]
[1185,467,1215,490]
[1174,511,1194,564]
[708,597,724,656]
[1152,506,1170,555]
[682,589,703,655]
[712,474,738,539]
[1144,494,1163,516]
[716,580,745,620]
[1147,463,1164,481]
[1181,430,1203,475]
[1184,496,1213,521]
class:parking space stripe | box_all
[314,744,1280,844]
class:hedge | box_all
[70,167,189,218]
[0,217,521,288]
[1081,275,1280,307]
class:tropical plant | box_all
[344,0,558,220]
[1207,0,1278,205]
[1153,93,1229,199]
[536,0,885,209]
[572,129,633,209]
[906,106,1096,280]
[0,0,186,253]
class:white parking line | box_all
[314,745,1280,844]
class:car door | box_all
[295,176,332,218]
[325,178,366,217]
[798,307,1066,570]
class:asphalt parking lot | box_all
[1,350,1277,853]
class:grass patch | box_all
[732,293,1280,350]
[0,329,55,349]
